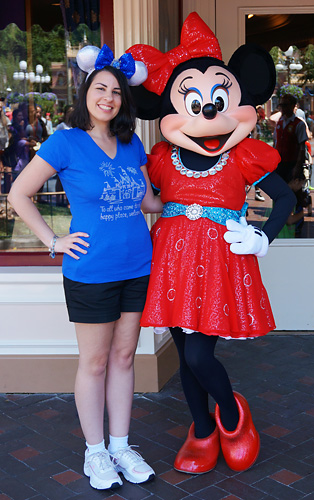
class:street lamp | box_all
[13,61,51,95]
[275,46,303,84]
[36,64,43,93]
[28,66,50,93]
[13,60,28,94]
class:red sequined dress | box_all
[141,138,281,339]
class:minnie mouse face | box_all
[160,64,257,156]
[128,24,275,154]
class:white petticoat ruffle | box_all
[153,326,254,340]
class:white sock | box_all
[108,434,128,454]
[86,439,106,455]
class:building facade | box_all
[1,0,314,392]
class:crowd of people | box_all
[0,100,73,194]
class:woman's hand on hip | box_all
[55,232,90,260]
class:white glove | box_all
[224,216,269,257]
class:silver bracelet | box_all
[49,235,58,259]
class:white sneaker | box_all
[111,446,155,484]
[84,450,123,490]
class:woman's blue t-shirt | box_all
[37,128,152,284]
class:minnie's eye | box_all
[185,90,203,116]
[211,87,229,112]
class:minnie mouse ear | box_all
[128,61,148,86]
[228,43,276,106]
[76,45,100,75]
[130,84,161,119]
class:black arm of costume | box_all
[256,172,296,243]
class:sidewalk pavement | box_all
[0,333,314,500]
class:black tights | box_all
[171,327,239,438]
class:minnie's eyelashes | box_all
[178,82,190,95]
[178,78,232,98]
[220,78,232,90]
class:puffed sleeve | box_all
[235,137,281,185]
[146,141,170,189]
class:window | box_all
[0,0,100,264]
[245,14,314,239]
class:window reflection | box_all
[246,39,314,239]
[0,6,100,255]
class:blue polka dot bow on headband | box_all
[95,44,135,79]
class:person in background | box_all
[305,110,314,135]
[7,109,27,181]
[274,94,308,183]
[294,103,306,121]
[26,105,48,144]
[5,106,12,122]
[8,43,163,492]
[36,105,46,124]
[11,108,25,136]
[1,100,12,192]
[294,104,312,140]
[276,171,312,238]
[18,102,29,129]
[0,99,10,151]
[56,105,74,131]
[14,120,37,175]
[45,113,54,135]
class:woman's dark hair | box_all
[69,66,136,143]
[12,108,21,124]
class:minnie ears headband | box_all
[76,13,221,92]
[126,12,222,95]
[76,44,148,86]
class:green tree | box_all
[70,24,100,47]
[269,46,281,66]
[31,24,66,71]
[299,44,314,85]
[0,23,66,94]
[0,23,26,60]
[0,22,100,98]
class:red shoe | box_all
[215,392,260,472]
[174,422,220,474]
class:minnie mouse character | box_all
[127,13,295,474]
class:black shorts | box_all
[63,275,150,324]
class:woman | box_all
[26,104,48,144]
[8,45,162,491]
[55,104,74,131]
[0,100,10,151]
[0,100,10,188]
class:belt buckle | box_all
[186,203,203,220]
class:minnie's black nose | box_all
[202,103,217,120]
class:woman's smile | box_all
[86,70,122,125]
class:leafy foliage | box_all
[0,23,65,95]
[299,44,314,85]
[269,46,281,66]
[0,22,100,98]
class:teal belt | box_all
[161,202,248,226]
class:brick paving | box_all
[0,334,314,500]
